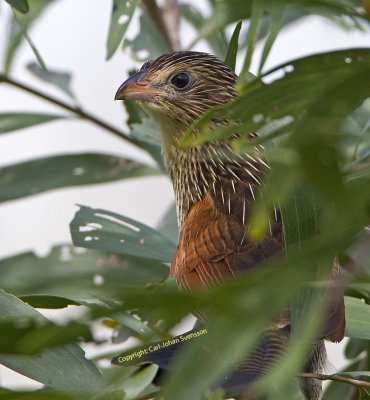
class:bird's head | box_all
[115,51,237,144]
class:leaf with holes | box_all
[70,205,176,262]
[107,0,139,60]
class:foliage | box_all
[0,0,370,399]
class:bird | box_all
[114,51,345,399]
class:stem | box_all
[141,0,181,52]
[300,372,370,389]
[0,73,140,148]
[162,0,181,51]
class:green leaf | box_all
[181,3,228,58]
[0,388,73,399]
[279,182,328,252]
[70,205,176,262]
[238,0,265,82]
[19,295,82,309]
[5,0,29,13]
[338,371,370,379]
[112,311,158,341]
[345,296,370,340]
[0,319,94,355]
[189,50,370,141]
[27,62,75,98]
[156,202,179,242]
[0,289,104,395]
[0,153,160,203]
[258,3,286,74]
[0,244,169,299]
[207,0,362,35]
[123,98,147,127]
[106,0,139,60]
[323,359,362,399]
[4,0,54,72]
[124,12,169,60]
[224,20,242,72]
[204,0,252,38]
[361,387,370,400]
[130,118,166,171]
[345,337,368,359]
[159,262,306,400]
[15,14,46,70]
[115,365,158,399]
[0,113,64,135]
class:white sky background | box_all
[0,0,369,390]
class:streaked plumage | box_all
[115,51,345,400]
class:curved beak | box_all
[114,70,162,101]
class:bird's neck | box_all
[142,104,206,225]
[142,105,265,227]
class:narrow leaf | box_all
[5,0,29,13]
[0,113,63,135]
[224,20,242,72]
[27,62,75,98]
[0,153,160,203]
[19,295,82,309]
[106,0,139,60]
[238,0,264,83]
[13,11,47,70]
[4,0,54,72]
[258,4,286,74]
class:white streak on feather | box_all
[227,167,241,181]
[231,180,236,193]
[242,200,246,224]
[249,183,255,200]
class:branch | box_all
[0,73,140,148]
[141,0,181,51]
[162,0,181,51]
[300,372,370,389]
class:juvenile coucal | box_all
[115,51,345,400]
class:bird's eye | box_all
[171,72,192,90]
